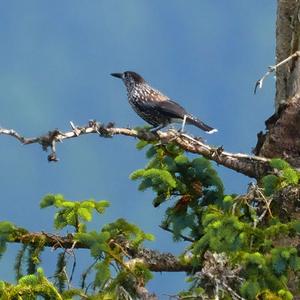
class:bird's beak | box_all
[111,73,123,79]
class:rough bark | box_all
[275,0,300,108]
[254,2,300,297]
[254,0,300,168]
[254,93,300,167]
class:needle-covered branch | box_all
[0,121,271,178]
[12,231,193,273]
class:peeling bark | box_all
[255,0,300,168]
[254,93,300,167]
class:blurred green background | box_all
[0,1,275,297]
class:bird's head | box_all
[111,71,145,91]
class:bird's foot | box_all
[150,128,159,134]
[150,124,165,133]
[177,127,186,134]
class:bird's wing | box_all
[149,100,217,133]
[152,100,187,119]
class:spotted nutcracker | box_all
[111,71,217,133]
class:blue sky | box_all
[0,1,276,297]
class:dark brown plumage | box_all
[111,71,217,133]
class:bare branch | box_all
[254,50,300,94]
[0,121,271,178]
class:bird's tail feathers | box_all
[187,116,218,134]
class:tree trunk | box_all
[254,0,300,168]
[254,2,300,298]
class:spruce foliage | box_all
[0,140,300,299]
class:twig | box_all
[62,266,71,290]
[159,225,195,242]
[81,259,99,290]
[254,50,300,93]
[110,240,131,257]
[256,188,273,218]
[193,251,245,300]
[66,241,77,284]
[164,294,206,300]
[0,121,271,178]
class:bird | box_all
[111,71,217,133]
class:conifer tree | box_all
[1,1,300,299]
